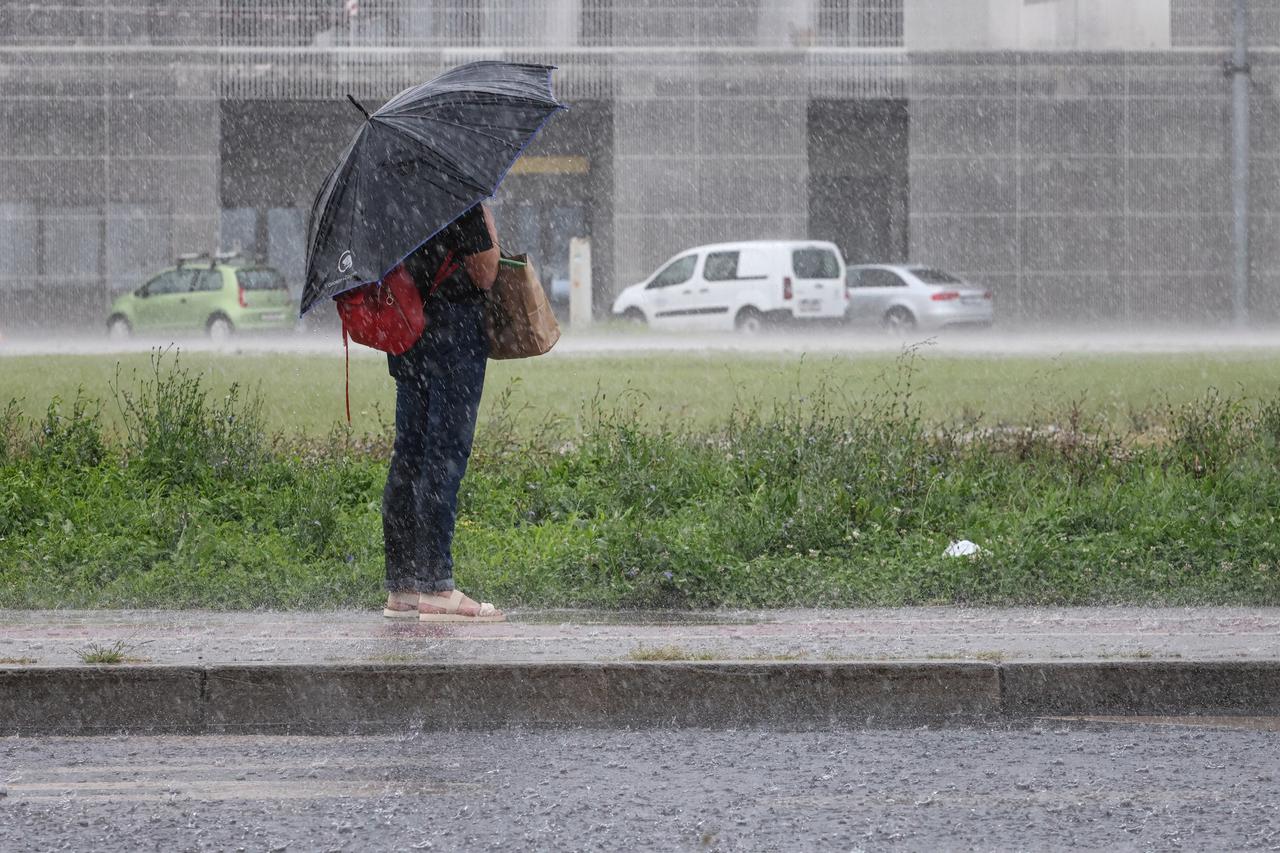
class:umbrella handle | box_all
[346,94,370,120]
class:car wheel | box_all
[735,307,764,334]
[883,307,916,335]
[621,308,647,326]
[207,316,234,343]
[106,316,132,340]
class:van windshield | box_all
[792,248,840,279]
[647,255,696,289]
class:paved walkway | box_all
[3,606,1277,667]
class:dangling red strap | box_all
[342,319,351,425]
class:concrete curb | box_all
[1003,661,1280,717]
[2,661,1277,735]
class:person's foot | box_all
[382,590,420,619]
[418,589,505,623]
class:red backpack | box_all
[334,250,459,420]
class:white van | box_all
[610,240,847,332]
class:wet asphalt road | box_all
[3,722,1279,852]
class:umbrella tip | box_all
[346,94,371,121]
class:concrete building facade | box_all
[1,0,1277,330]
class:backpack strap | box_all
[429,250,459,296]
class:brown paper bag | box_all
[485,254,561,359]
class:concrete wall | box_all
[3,0,1278,331]
[907,50,1280,324]
[0,4,221,329]
[906,0,1172,51]
[611,52,811,291]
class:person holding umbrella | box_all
[301,62,565,622]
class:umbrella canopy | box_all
[300,61,566,315]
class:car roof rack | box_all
[175,252,209,265]
[176,250,252,269]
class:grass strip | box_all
[6,347,1280,437]
[2,352,1280,609]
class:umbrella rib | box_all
[374,116,486,180]
[375,118,507,194]
[303,142,363,312]
[373,103,529,147]
[308,140,355,248]
[384,92,561,115]
[391,113,524,153]
[380,112,524,151]
[335,132,369,284]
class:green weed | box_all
[74,638,147,665]
[4,354,1280,610]
[625,644,721,661]
[112,350,265,486]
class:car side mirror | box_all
[136,287,150,299]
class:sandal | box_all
[382,591,421,619]
[418,590,506,623]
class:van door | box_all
[699,249,745,329]
[668,253,714,330]
[640,253,698,329]
[789,246,844,320]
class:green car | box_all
[107,254,294,341]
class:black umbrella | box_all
[300,61,566,315]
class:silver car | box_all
[845,265,993,332]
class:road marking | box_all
[770,788,1239,808]
[6,780,482,802]
[1047,715,1280,732]
[22,759,461,775]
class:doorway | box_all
[496,201,588,305]
[807,100,909,265]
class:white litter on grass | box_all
[945,539,984,558]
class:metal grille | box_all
[1171,0,1280,49]
[580,0,614,47]
[218,47,617,100]
[814,0,903,47]
[905,51,1280,324]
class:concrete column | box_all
[1229,0,1251,326]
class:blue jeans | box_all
[383,300,489,593]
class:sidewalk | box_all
[2,607,1278,735]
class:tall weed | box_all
[35,395,105,470]
[1167,389,1249,477]
[0,399,24,464]
[112,351,265,485]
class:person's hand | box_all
[465,204,500,291]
